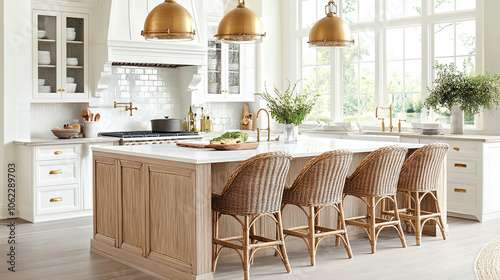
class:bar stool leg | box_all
[212,211,219,272]
[369,197,377,254]
[414,192,422,246]
[308,206,316,266]
[276,212,292,272]
[392,195,407,249]
[243,216,251,280]
[434,191,447,240]
[338,202,353,258]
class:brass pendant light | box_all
[141,0,196,41]
[308,0,354,48]
[215,0,266,43]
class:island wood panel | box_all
[93,156,118,245]
[120,160,145,253]
[148,164,197,274]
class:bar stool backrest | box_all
[345,145,408,196]
[218,151,292,215]
[398,143,449,192]
[286,150,353,206]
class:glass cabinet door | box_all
[63,13,87,99]
[36,12,60,98]
[207,25,222,96]
[226,44,241,96]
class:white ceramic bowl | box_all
[38,30,46,39]
[38,79,45,86]
[66,83,77,93]
[38,50,50,56]
[38,58,51,65]
[66,77,75,83]
[66,27,75,32]
[67,58,78,66]
[66,32,76,41]
[39,86,51,93]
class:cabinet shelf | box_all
[39,64,56,68]
[67,41,83,44]
[38,39,56,43]
[67,66,84,69]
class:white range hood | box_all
[91,0,207,97]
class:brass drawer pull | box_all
[454,188,467,193]
[454,163,467,168]
[50,197,63,202]
[453,147,460,151]
[49,170,62,175]
[54,151,62,155]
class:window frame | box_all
[291,0,484,128]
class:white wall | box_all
[1,0,32,218]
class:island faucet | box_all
[256,108,271,142]
[375,105,394,132]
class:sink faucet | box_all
[256,108,271,142]
[375,105,394,132]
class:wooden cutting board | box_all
[176,142,210,149]
[177,142,259,150]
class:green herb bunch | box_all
[424,63,500,115]
[255,80,320,126]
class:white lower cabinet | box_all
[17,142,116,222]
[401,137,500,222]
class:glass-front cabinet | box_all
[34,11,88,100]
[206,24,256,102]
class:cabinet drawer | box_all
[36,145,79,161]
[37,185,78,215]
[36,159,79,186]
[447,182,477,210]
[420,139,480,158]
[447,159,478,175]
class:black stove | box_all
[100,131,200,139]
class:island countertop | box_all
[91,135,423,164]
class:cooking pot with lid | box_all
[151,116,182,132]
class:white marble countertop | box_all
[92,135,423,164]
[14,137,120,146]
[301,129,500,142]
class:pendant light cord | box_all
[325,0,338,15]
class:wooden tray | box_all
[208,142,259,150]
[177,142,259,150]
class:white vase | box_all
[450,105,464,134]
[284,124,298,143]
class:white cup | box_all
[67,77,74,83]
[67,58,78,66]
[84,121,100,138]
[66,32,76,41]
[67,83,77,93]
[38,79,45,86]
[66,27,75,32]
[38,30,46,39]
[39,86,51,93]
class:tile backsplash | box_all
[30,103,88,138]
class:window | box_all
[295,0,480,127]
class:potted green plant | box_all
[424,63,500,134]
[256,80,320,142]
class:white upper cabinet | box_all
[33,9,89,101]
[205,23,257,102]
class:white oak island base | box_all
[91,138,447,280]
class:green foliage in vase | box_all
[424,63,500,116]
[255,80,321,126]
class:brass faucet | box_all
[375,105,394,132]
[115,101,138,116]
[256,108,271,142]
[398,119,406,133]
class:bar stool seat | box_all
[212,151,292,280]
[383,143,448,246]
[343,145,408,254]
[281,150,354,266]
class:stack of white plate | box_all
[67,58,78,66]
[411,123,444,135]
[66,27,76,41]
[66,77,77,93]
[39,86,51,93]
[38,51,51,65]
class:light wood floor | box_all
[0,216,498,280]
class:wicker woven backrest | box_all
[398,143,449,192]
[219,151,292,215]
[286,150,353,206]
[345,145,408,196]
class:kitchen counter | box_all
[14,137,120,146]
[91,136,444,280]
[92,135,423,164]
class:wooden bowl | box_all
[51,128,80,139]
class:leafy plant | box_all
[255,80,321,126]
[424,63,500,116]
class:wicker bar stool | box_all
[281,150,354,266]
[383,143,449,246]
[343,145,408,254]
[212,151,292,280]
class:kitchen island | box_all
[91,136,446,280]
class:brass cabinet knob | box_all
[453,147,460,151]
[50,197,63,202]
[54,151,62,155]
[454,188,467,193]
[49,170,62,175]
[61,89,66,92]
